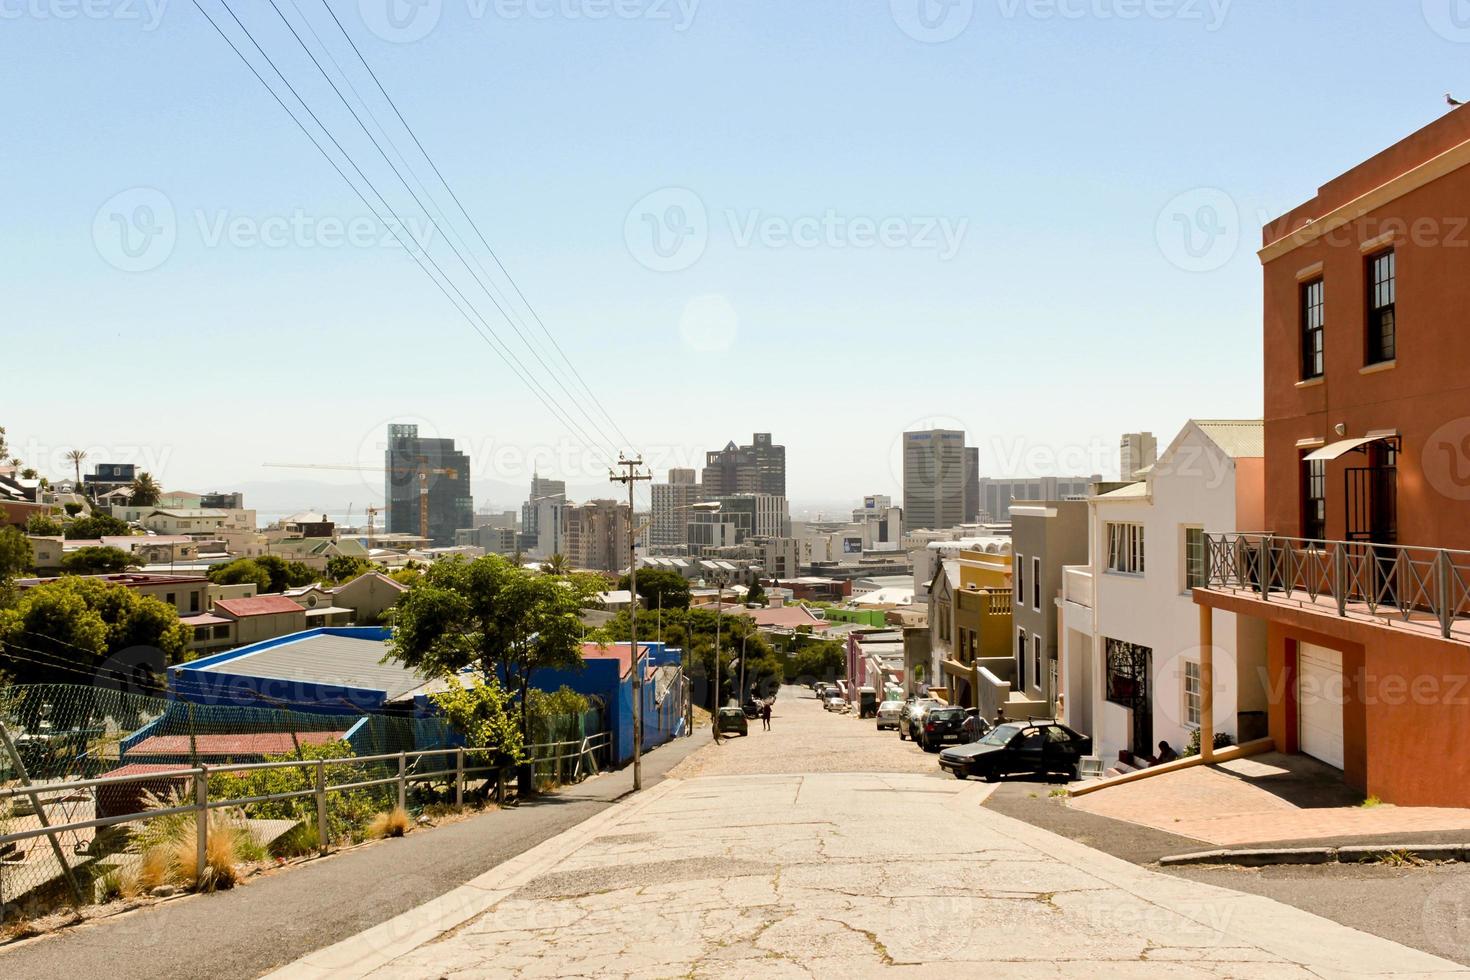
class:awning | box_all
[1303,435,1391,462]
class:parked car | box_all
[716,707,749,737]
[917,706,967,752]
[938,721,1092,781]
[875,700,903,731]
[899,698,942,741]
[823,694,848,713]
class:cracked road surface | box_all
[282,700,1467,979]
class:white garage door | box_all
[1298,644,1345,770]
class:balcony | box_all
[1063,565,1093,609]
[1201,533,1470,643]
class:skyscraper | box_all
[1119,432,1158,480]
[564,499,631,573]
[701,432,785,497]
[964,446,980,524]
[650,468,703,549]
[384,424,473,546]
[902,429,967,532]
[521,470,566,546]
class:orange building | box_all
[1194,106,1470,806]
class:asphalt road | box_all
[0,728,711,979]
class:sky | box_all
[4,1,1469,513]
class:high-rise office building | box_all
[1120,432,1159,480]
[650,468,703,549]
[564,499,631,573]
[976,475,1101,523]
[902,429,967,532]
[521,471,566,545]
[964,447,980,524]
[384,424,473,546]
[701,433,785,497]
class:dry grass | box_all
[365,807,411,839]
[133,790,258,892]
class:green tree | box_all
[389,555,599,744]
[207,558,272,593]
[257,554,317,592]
[0,525,33,581]
[129,471,162,507]
[785,638,846,684]
[0,577,189,685]
[429,676,524,768]
[540,552,570,576]
[25,513,64,536]
[0,427,7,460]
[325,554,373,584]
[63,502,84,517]
[61,546,139,575]
[744,580,767,607]
[617,567,690,611]
[65,512,133,539]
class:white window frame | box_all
[1032,633,1043,693]
[1016,627,1027,690]
[1106,522,1145,575]
[1032,556,1042,611]
[1014,553,1025,606]
[1184,659,1202,728]
[1182,525,1206,593]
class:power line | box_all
[193,0,619,469]
[310,0,634,453]
[262,0,627,460]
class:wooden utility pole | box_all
[610,456,650,790]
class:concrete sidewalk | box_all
[287,771,1469,978]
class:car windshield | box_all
[878,702,900,710]
[930,709,963,721]
[979,723,1022,746]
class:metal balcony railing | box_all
[1202,533,1470,641]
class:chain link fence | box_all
[0,684,605,922]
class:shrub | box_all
[206,740,391,845]
[1183,729,1235,758]
[366,807,411,839]
[132,791,260,892]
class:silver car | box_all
[875,700,903,730]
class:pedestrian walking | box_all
[760,701,772,731]
[962,707,982,743]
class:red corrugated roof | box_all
[97,763,194,779]
[580,642,652,678]
[214,595,306,618]
[128,731,347,758]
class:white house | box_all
[1060,421,1268,768]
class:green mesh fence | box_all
[0,684,602,921]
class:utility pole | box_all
[713,575,724,743]
[610,456,650,790]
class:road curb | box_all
[1160,842,1470,867]
[266,778,686,980]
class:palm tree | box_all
[541,552,570,576]
[129,471,162,506]
[65,449,87,489]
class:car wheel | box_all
[982,769,998,783]
[899,728,906,741]
[952,770,968,780]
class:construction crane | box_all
[264,460,459,542]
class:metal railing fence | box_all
[1203,533,1470,640]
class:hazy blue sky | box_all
[5,1,1468,509]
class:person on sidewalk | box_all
[760,701,772,731]
[961,708,982,743]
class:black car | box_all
[898,698,941,741]
[938,721,1092,781]
[916,706,967,752]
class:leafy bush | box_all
[206,740,390,845]
[430,676,525,768]
[1183,729,1235,758]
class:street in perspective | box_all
[7,2,1470,978]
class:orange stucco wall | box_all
[1203,591,1470,806]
